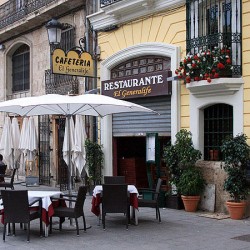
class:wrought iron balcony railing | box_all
[100,0,122,8]
[0,0,55,30]
[186,0,242,77]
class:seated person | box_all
[0,154,6,182]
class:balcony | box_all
[186,0,242,77]
[0,0,85,43]
[88,0,184,31]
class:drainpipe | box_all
[85,0,98,142]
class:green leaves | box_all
[163,129,202,191]
[177,167,205,196]
[85,139,104,185]
[221,134,250,202]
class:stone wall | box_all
[196,161,229,213]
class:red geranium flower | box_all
[175,46,232,84]
[217,62,225,69]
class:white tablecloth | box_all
[28,190,62,211]
[93,185,138,197]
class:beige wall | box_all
[243,0,250,144]
[98,8,186,58]
[98,7,186,68]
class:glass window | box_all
[12,44,30,92]
[204,104,233,161]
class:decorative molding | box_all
[186,78,244,98]
[87,0,185,30]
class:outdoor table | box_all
[0,190,62,237]
[28,190,63,236]
[91,185,139,225]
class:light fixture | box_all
[45,18,63,45]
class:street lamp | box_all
[45,19,63,45]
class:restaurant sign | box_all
[101,70,172,99]
[51,48,94,77]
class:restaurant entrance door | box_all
[114,136,170,189]
[114,137,148,188]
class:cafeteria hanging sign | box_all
[101,70,172,99]
[51,48,94,77]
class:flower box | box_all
[185,77,243,97]
[175,46,232,84]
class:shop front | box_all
[100,47,177,189]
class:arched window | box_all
[12,44,30,92]
[204,103,233,161]
[111,56,171,79]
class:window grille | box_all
[111,56,171,79]
[204,103,233,161]
[12,44,30,92]
[186,0,242,76]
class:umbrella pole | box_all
[67,115,73,194]
[66,115,73,226]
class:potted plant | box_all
[175,46,232,83]
[220,133,250,219]
[85,139,104,194]
[163,129,202,210]
[177,166,205,212]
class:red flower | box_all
[214,73,219,78]
[226,58,231,64]
[194,76,200,81]
[194,55,199,60]
[207,77,211,83]
[217,62,225,69]
[186,76,191,83]
[183,59,187,64]
[192,63,197,68]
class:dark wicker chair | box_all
[138,178,162,222]
[1,190,42,242]
[104,176,126,184]
[49,186,87,236]
[102,184,129,230]
[0,168,16,190]
[0,165,7,182]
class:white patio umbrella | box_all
[19,117,29,172]
[63,116,75,175]
[72,115,87,176]
[26,117,38,162]
[0,117,14,168]
[0,93,156,191]
[11,117,21,168]
[0,94,156,117]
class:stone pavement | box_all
[1,182,250,250]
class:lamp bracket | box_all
[66,37,86,55]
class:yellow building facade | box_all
[89,0,249,213]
